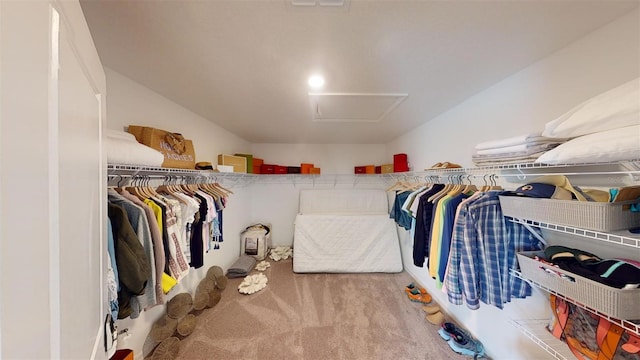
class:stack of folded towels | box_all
[472,134,566,167]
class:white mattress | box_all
[299,189,389,215]
[293,214,402,273]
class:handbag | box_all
[128,125,196,169]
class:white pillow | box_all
[535,125,640,165]
[542,78,640,138]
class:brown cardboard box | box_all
[218,154,247,173]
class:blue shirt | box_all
[445,191,543,309]
[390,191,413,230]
[436,193,470,287]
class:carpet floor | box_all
[172,258,469,360]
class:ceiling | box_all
[80,0,638,144]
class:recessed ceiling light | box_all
[308,75,325,89]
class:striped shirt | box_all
[445,191,543,309]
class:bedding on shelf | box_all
[106,129,165,167]
[293,189,402,273]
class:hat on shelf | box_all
[195,162,214,170]
[514,183,573,200]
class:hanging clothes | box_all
[444,191,543,310]
[412,184,445,267]
[107,203,151,319]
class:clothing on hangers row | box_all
[389,180,544,310]
[106,180,231,320]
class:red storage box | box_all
[287,166,301,174]
[354,166,366,174]
[301,163,314,174]
[375,166,382,174]
[261,164,276,174]
[275,165,287,174]
[393,153,409,172]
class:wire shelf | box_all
[512,271,640,336]
[510,319,573,360]
[509,218,640,249]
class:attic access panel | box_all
[308,93,408,123]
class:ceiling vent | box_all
[308,93,408,123]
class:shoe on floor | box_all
[438,322,485,357]
[422,304,440,314]
[425,311,444,325]
[407,290,432,304]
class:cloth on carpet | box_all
[227,255,256,278]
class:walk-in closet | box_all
[1,1,639,359]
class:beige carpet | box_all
[173,259,469,360]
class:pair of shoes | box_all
[404,282,418,294]
[438,322,485,357]
[407,288,432,304]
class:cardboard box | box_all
[217,165,234,173]
[218,154,247,173]
[234,153,253,173]
[381,164,394,173]
[310,167,321,174]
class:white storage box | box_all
[499,195,640,231]
[516,251,640,319]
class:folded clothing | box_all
[475,142,563,156]
[227,255,257,279]
[544,245,640,289]
[474,133,566,151]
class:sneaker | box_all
[438,322,485,357]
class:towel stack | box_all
[472,133,567,167]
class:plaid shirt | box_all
[444,191,543,309]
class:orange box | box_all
[111,349,133,360]
[301,163,314,174]
[365,165,375,174]
[310,167,321,174]
[253,158,264,167]
[253,165,261,174]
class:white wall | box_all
[388,9,640,171]
[248,144,389,245]
[106,68,251,163]
[105,68,253,357]
[386,9,640,360]
[250,143,387,174]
